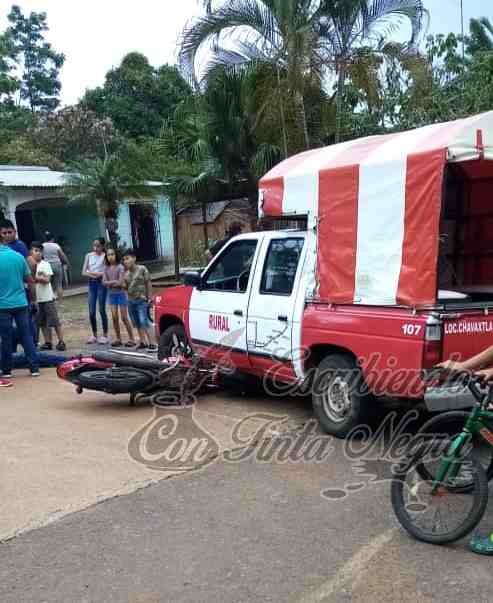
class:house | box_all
[176,198,254,263]
[0,165,176,284]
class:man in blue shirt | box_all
[0,239,40,379]
[0,219,29,257]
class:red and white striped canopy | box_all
[259,112,493,306]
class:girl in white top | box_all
[82,238,109,344]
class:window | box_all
[260,238,304,295]
[203,240,257,292]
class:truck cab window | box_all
[203,240,257,292]
[260,238,304,295]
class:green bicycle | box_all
[391,369,493,545]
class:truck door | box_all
[188,237,260,369]
[246,236,306,381]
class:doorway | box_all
[15,209,36,247]
[129,203,160,261]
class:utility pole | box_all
[460,0,465,62]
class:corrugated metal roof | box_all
[0,166,165,190]
[0,165,68,188]
[188,201,230,225]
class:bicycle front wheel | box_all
[391,440,489,545]
[417,411,493,483]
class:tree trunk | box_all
[276,67,289,159]
[335,65,346,144]
[201,202,209,250]
[171,199,180,278]
[297,92,310,150]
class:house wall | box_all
[119,196,175,267]
[157,196,175,262]
[5,189,176,285]
[30,204,102,283]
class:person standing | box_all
[122,249,157,351]
[205,221,243,261]
[0,219,29,258]
[42,231,70,299]
[0,238,40,381]
[102,247,135,348]
[30,242,66,351]
[82,238,109,345]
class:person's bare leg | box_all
[121,306,135,342]
[146,327,157,346]
[110,306,121,342]
[54,325,65,344]
[137,327,147,345]
[42,326,52,345]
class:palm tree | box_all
[466,17,493,55]
[180,0,330,152]
[159,66,283,244]
[318,0,427,140]
[65,154,158,247]
[180,0,427,145]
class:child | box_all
[102,247,135,348]
[122,249,157,351]
[30,242,66,351]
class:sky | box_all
[1,0,493,106]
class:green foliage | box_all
[179,0,427,146]
[386,25,493,130]
[0,103,36,143]
[82,53,192,138]
[6,4,65,112]
[0,134,60,168]
[159,64,288,212]
[466,17,493,55]
[65,153,161,213]
[33,106,117,165]
[0,31,18,100]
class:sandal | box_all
[469,533,493,555]
[111,340,122,348]
[124,341,136,348]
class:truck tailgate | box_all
[442,311,493,362]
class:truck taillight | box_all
[422,319,443,368]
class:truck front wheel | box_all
[158,324,190,360]
[312,354,372,438]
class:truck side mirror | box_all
[184,271,203,289]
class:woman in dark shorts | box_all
[102,247,135,347]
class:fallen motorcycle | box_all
[57,349,219,406]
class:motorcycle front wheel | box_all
[77,368,155,394]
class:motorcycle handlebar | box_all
[422,367,489,404]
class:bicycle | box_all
[391,369,493,544]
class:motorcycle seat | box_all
[93,350,166,370]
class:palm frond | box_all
[179,0,279,84]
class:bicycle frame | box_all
[432,405,493,490]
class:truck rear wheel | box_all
[312,354,372,438]
[158,324,190,360]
